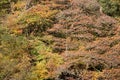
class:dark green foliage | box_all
[98,0,120,16]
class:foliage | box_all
[0,33,28,57]
[26,38,64,80]
[30,53,64,80]
[17,5,58,36]
[98,0,120,16]
[0,0,10,16]
[0,56,17,80]
[29,38,52,55]
[0,26,31,80]
[11,0,26,12]
[0,0,120,80]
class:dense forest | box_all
[0,0,120,80]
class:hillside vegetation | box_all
[0,0,120,80]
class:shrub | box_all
[98,0,120,16]
[30,53,64,80]
[0,26,32,80]
[21,36,64,80]
[0,26,28,57]
[0,0,10,16]
[17,5,58,36]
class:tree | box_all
[0,0,10,16]
[98,0,120,16]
